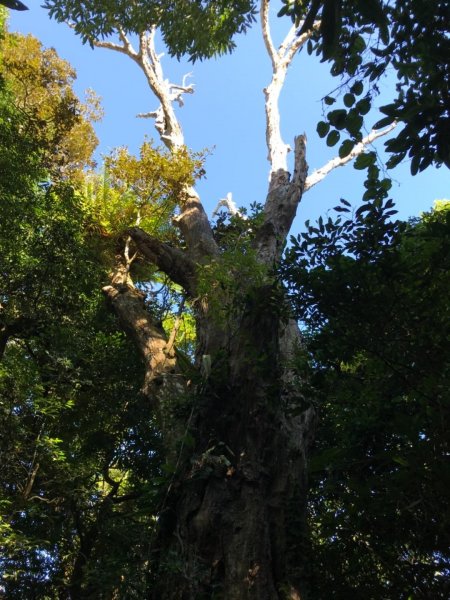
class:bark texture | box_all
[151,131,314,597]
[94,4,393,597]
[96,10,316,597]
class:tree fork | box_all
[87,2,395,596]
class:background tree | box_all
[283,199,450,598]
[0,17,194,598]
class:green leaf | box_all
[353,35,366,52]
[392,456,409,467]
[324,95,336,106]
[328,109,347,129]
[355,98,371,116]
[326,130,341,147]
[410,154,420,176]
[354,152,376,170]
[380,178,392,191]
[344,93,355,108]
[373,115,395,129]
[351,81,364,96]
[317,121,330,138]
[345,111,364,137]
[339,139,355,158]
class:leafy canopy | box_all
[44,0,258,61]
[0,28,100,177]
[0,25,184,598]
[283,200,450,597]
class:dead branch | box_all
[255,134,308,264]
[212,192,245,219]
[261,0,318,180]
[305,123,397,191]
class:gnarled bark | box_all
[93,3,396,597]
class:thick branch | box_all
[138,29,185,150]
[305,123,397,191]
[91,24,218,263]
[255,135,308,264]
[92,26,185,150]
[173,188,219,263]
[261,0,277,69]
[283,22,320,67]
[92,26,138,58]
[262,1,318,179]
[102,278,185,402]
[128,226,197,296]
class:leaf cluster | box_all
[0,30,169,598]
[0,30,99,177]
[44,0,258,61]
[283,0,450,173]
[283,200,450,597]
[200,203,268,323]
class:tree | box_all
[283,199,450,598]
[0,21,164,598]
[0,26,100,178]
[2,1,447,598]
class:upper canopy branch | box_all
[89,22,218,263]
[211,192,245,219]
[261,0,277,69]
[305,122,397,191]
[261,0,317,181]
[88,25,138,58]
[255,134,308,265]
[92,26,186,150]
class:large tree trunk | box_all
[87,10,392,593]
[151,291,316,599]
[92,9,321,597]
[103,134,316,597]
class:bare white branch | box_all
[91,27,138,58]
[304,122,397,192]
[92,26,188,150]
[283,21,320,67]
[212,192,246,219]
[261,0,277,69]
[261,2,318,182]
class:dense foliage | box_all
[283,199,450,598]
[283,0,450,173]
[1,2,449,598]
[0,21,193,597]
[44,0,258,61]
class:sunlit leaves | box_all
[106,142,204,205]
[44,0,258,61]
[0,31,99,176]
[81,142,205,248]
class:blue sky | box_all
[9,3,449,235]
